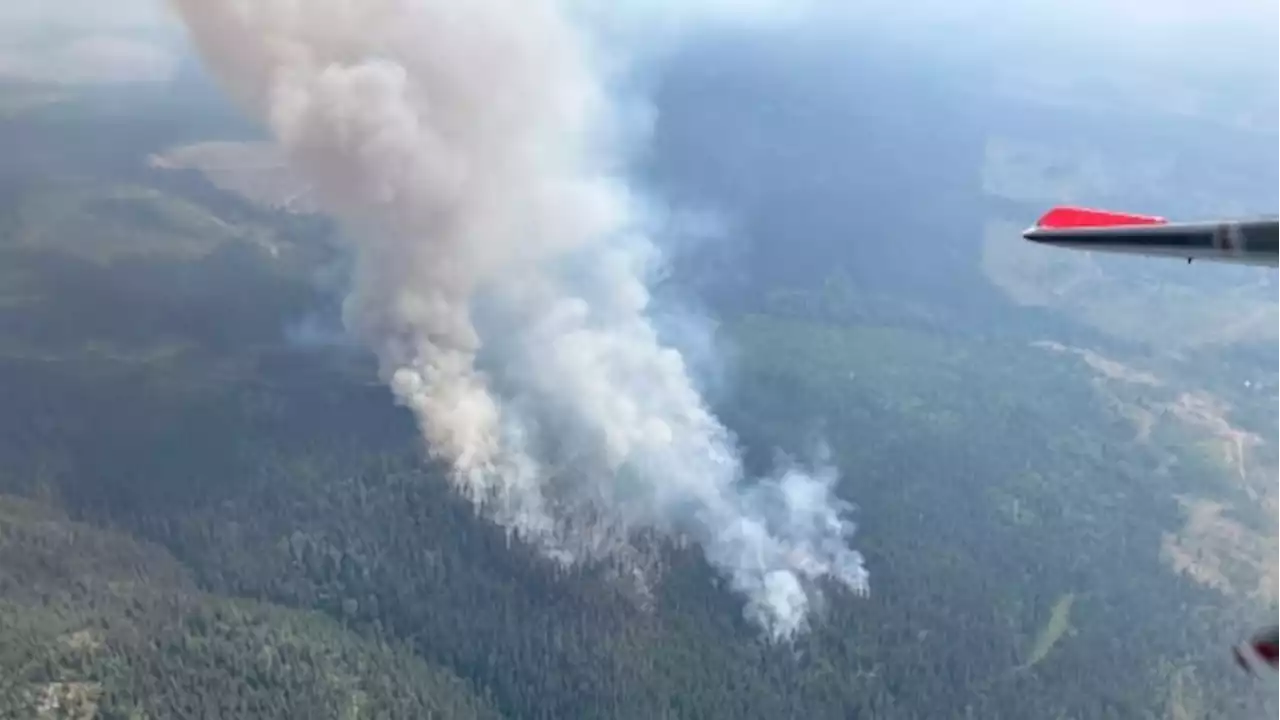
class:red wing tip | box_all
[1035,206,1168,230]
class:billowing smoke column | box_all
[170,0,868,638]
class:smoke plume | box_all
[170,0,867,639]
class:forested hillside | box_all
[0,495,501,720]
[0,33,1275,720]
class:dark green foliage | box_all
[0,496,500,720]
[0,302,1269,718]
[0,72,1275,720]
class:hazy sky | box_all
[1,0,1274,93]
[0,1,175,34]
[0,0,178,84]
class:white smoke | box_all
[169,0,867,639]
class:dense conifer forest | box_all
[0,32,1275,718]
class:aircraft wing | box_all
[1022,206,1279,267]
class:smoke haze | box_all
[168,0,868,638]
[0,34,177,85]
[0,1,180,85]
